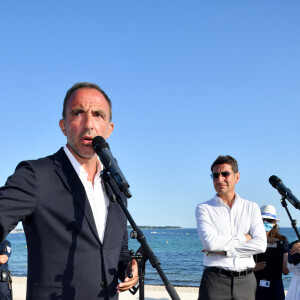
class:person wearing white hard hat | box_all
[253,204,289,300]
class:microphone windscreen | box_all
[269,175,282,188]
[92,136,109,152]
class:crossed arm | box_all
[196,203,266,257]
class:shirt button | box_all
[100,281,107,288]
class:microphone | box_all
[269,175,300,210]
[92,136,132,198]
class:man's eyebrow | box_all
[70,108,84,114]
[92,109,106,116]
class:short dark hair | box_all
[211,155,239,173]
[62,82,112,121]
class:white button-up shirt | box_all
[64,146,109,243]
[195,194,266,271]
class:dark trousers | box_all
[0,282,11,300]
[198,268,257,300]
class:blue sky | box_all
[1,1,300,229]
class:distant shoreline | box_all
[10,226,183,234]
[127,225,182,229]
[10,229,24,234]
[10,226,300,234]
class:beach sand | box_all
[12,277,199,300]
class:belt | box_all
[205,266,253,277]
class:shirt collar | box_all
[214,193,240,205]
[63,145,102,182]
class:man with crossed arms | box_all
[195,155,266,300]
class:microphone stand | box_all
[280,197,300,265]
[101,170,181,300]
[280,197,300,240]
[129,246,147,300]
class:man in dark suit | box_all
[0,82,138,299]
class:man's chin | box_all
[79,152,96,159]
[217,190,227,195]
[70,148,96,160]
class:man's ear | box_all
[105,122,114,139]
[235,172,240,184]
[59,119,67,136]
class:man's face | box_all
[59,88,114,161]
[212,163,240,197]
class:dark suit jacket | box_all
[0,148,129,299]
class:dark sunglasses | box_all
[263,218,276,224]
[210,171,233,179]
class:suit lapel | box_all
[102,181,127,246]
[103,201,123,245]
[53,148,102,246]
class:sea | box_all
[7,227,299,290]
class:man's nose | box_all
[216,173,225,182]
[84,113,94,129]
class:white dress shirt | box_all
[195,194,267,271]
[64,146,109,243]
